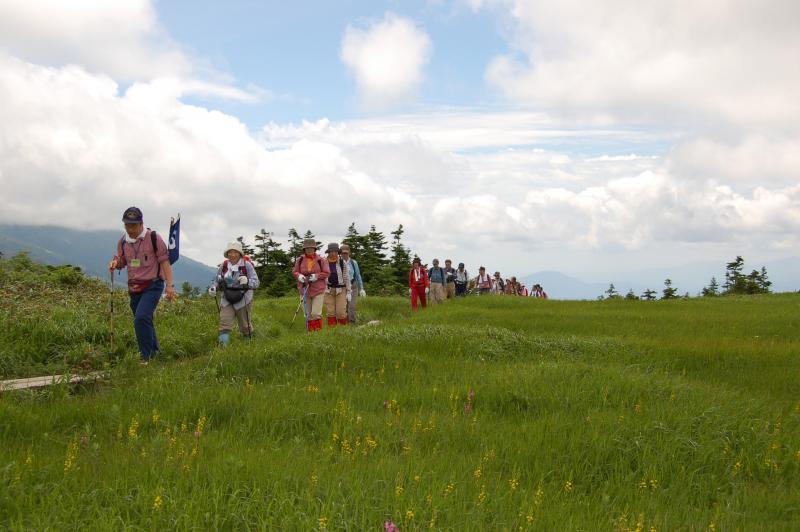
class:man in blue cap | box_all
[108,207,175,364]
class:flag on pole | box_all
[168,215,180,265]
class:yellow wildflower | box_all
[564,480,573,492]
[128,416,139,440]
[395,485,404,497]
[318,516,328,530]
[405,510,414,520]
[153,495,163,511]
[474,468,482,480]
[509,478,519,491]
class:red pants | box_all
[410,285,427,310]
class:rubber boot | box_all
[218,332,230,347]
[313,319,323,332]
[337,318,348,326]
[327,316,337,328]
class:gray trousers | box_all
[347,281,359,324]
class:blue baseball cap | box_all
[122,206,143,224]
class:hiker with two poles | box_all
[208,241,260,346]
[108,207,175,365]
[292,238,329,332]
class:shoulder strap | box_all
[149,230,161,279]
[119,236,126,259]
[222,259,229,274]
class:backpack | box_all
[219,258,252,304]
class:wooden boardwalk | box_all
[0,372,107,392]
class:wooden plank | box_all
[0,372,107,392]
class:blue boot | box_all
[218,332,230,347]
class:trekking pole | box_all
[109,270,115,357]
[243,290,253,339]
[290,284,308,328]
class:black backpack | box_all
[219,261,249,304]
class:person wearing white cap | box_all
[209,241,260,346]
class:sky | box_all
[0,0,798,280]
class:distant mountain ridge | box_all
[0,224,216,288]
[523,257,800,300]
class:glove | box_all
[238,275,248,286]
[408,288,412,296]
[346,292,352,302]
[425,287,430,294]
[359,289,366,298]
[297,274,307,284]
[309,274,317,282]
[208,286,217,295]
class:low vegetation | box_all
[1,254,798,529]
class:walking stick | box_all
[109,270,115,357]
[243,290,253,339]
[290,285,308,328]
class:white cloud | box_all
[0,0,263,102]
[480,0,800,129]
[0,55,417,265]
[340,13,432,109]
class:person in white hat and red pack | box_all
[209,241,259,346]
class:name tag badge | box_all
[130,259,142,268]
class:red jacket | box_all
[408,267,430,288]
[293,253,330,298]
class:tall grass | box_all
[1,282,799,529]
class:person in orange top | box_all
[408,257,430,310]
[292,238,330,331]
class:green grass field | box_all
[1,274,799,529]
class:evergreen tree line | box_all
[601,256,773,301]
[231,224,414,297]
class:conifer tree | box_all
[662,278,678,300]
[624,289,638,300]
[605,283,619,299]
[701,276,719,297]
[641,288,657,301]
[389,225,412,289]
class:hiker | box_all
[323,243,352,328]
[492,272,505,294]
[475,267,492,295]
[340,243,366,324]
[292,238,329,331]
[444,259,457,299]
[108,207,175,364]
[408,257,429,310]
[427,258,447,305]
[531,284,549,299]
[519,283,529,297]
[209,241,259,346]
[505,276,521,295]
[455,262,469,296]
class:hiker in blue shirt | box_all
[428,258,447,305]
[340,243,366,324]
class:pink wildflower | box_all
[468,389,475,401]
[384,520,399,532]
[464,402,473,414]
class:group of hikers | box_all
[109,207,547,364]
[408,258,548,309]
